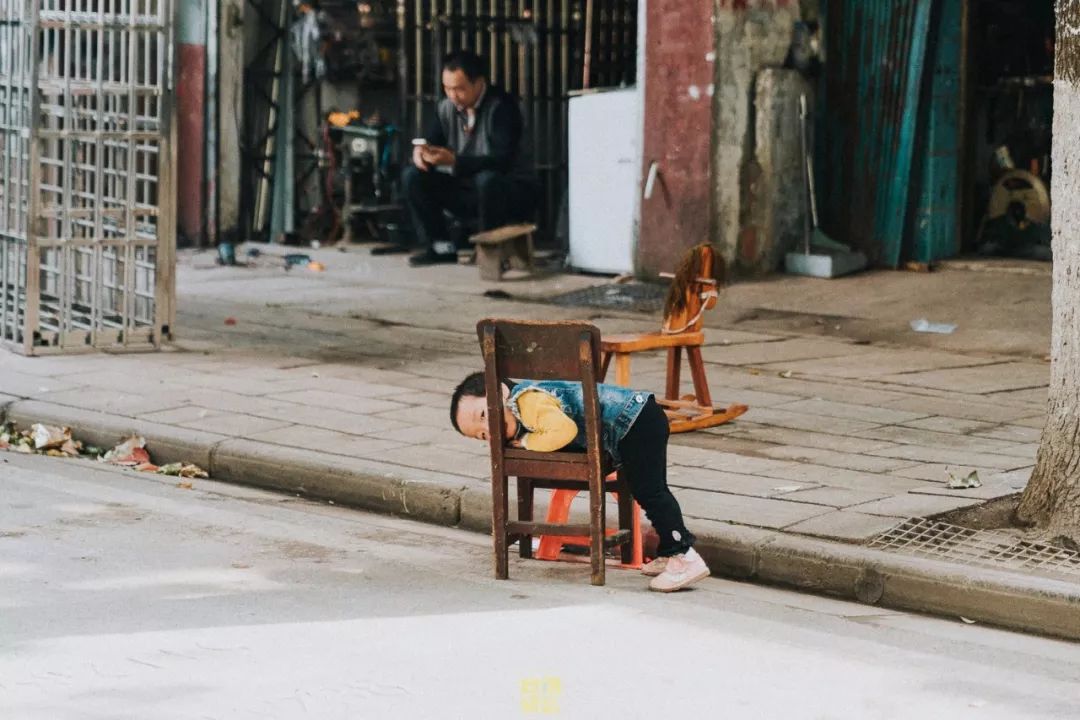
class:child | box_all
[450,371,710,592]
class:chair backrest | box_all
[661,244,723,335]
[476,319,603,461]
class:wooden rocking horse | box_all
[599,244,749,433]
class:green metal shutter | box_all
[819,0,961,267]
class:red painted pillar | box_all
[637,0,716,277]
[176,1,207,247]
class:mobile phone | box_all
[411,138,428,147]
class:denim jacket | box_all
[507,380,651,464]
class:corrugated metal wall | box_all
[913,0,962,263]
[818,0,961,267]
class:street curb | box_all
[4,399,1078,642]
[2,400,470,529]
[695,523,1080,642]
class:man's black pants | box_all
[617,397,697,557]
[401,167,534,253]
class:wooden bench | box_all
[470,223,537,281]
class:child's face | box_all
[455,388,518,442]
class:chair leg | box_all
[616,473,634,565]
[518,477,534,559]
[493,473,510,579]
[666,347,682,400]
[589,470,605,586]
[600,351,612,382]
[687,346,712,407]
[614,352,631,387]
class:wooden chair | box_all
[478,318,636,585]
[600,244,749,433]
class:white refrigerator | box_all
[568,88,642,275]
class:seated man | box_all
[403,49,536,266]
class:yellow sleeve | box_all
[516,390,579,452]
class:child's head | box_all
[450,371,517,441]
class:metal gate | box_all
[0,0,176,356]
[399,0,638,247]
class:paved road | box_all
[2,453,1078,720]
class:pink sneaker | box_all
[648,548,710,592]
[640,555,669,577]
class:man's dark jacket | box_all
[425,84,533,180]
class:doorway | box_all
[963,0,1055,261]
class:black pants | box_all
[617,398,696,557]
[401,166,534,253]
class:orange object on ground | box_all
[536,481,644,569]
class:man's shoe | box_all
[408,250,457,267]
[648,547,710,592]
[640,555,668,577]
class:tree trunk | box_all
[1015,0,1080,546]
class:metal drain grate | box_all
[547,283,668,314]
[869,518,1080,581]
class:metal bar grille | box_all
[869,518,1080,582]
[0,0,174,355]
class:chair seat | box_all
[601,331,705,353]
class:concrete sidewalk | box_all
[3,246,1074,638]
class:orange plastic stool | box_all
[536,484,644,568]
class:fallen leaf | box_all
[177,481,194,490]
[224,317,238,326]
[158,463,209,479]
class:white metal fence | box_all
[0,0,174,355]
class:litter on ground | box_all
[946,470,983,490]
[1,422,209,480]
[910,318,957,335]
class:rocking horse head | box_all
[661,244,725,335]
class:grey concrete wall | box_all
[711,2,800,274]
[742,69,813,274]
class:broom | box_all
[801,94,846,253]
